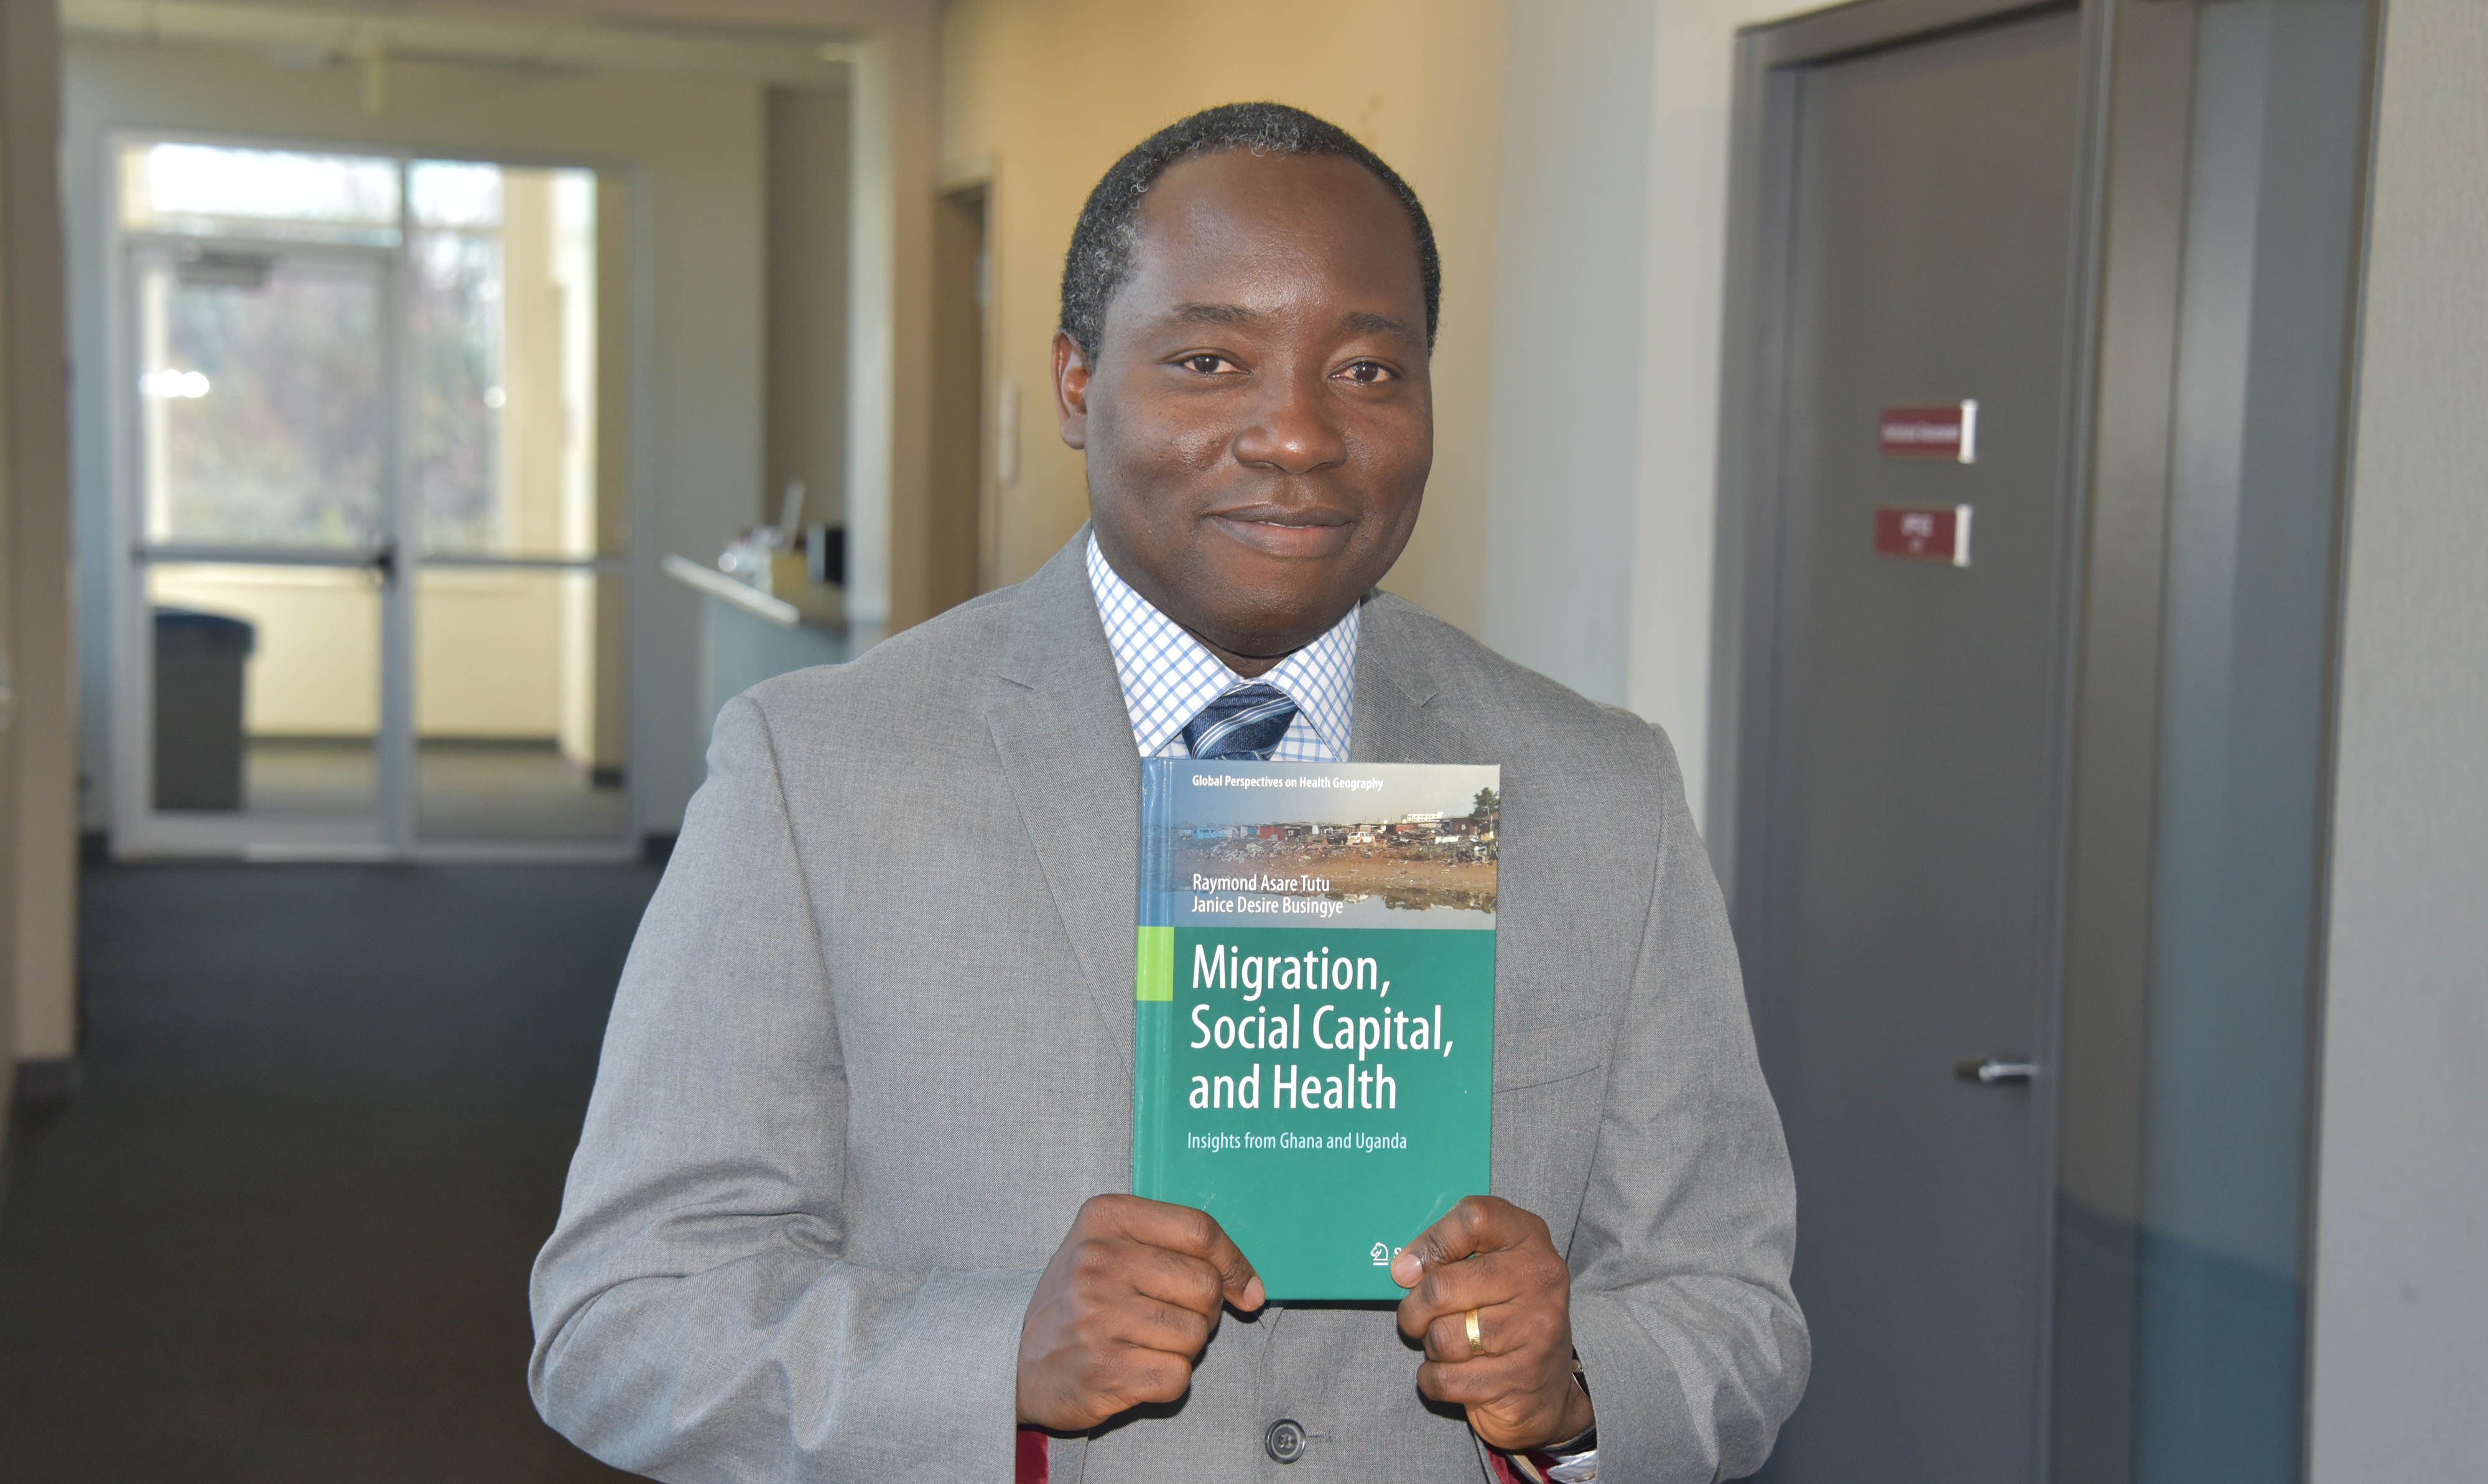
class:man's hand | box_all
[1016,1195,1266,1431]
[1392,1195,1595,1452]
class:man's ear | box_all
[1050,331,1090,453]
[1052,330,1091,450]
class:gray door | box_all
[1742,11,2082,1481]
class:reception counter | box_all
[663,555,875,728]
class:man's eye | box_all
[1340,361,1395,384]
[1181,354,1230,374]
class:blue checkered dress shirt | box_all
[1085,535,1357,763]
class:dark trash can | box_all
[153,606,255,811]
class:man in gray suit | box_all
[531,103,1805,1482]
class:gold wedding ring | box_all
[1464,1307,1485,1356]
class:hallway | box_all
[0,861,655,1481]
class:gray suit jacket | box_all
[530,532,1806,1482]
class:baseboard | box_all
[14,1057,83,1107]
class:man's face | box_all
[1054,149,1434,673]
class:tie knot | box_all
[1184,683,1299,761]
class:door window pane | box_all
[413,165,605,559]
[410,159,504,228]
[411,226,505,551]
[120,141,401,246]
[138,254,386,548]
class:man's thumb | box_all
[1206,1222,1265,1310]
[1224,1251,1265,1311]
[1390,1235,1439,1289]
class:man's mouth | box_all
[1207,507,1355,560]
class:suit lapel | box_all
[985,532,1143,1065]
[1351,595,1473,765]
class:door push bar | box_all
[1955,1057,2038,1085]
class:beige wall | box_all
[419,571,567,738]
[144,567,592,741]
[150,567,379,734]
[2306,0,2488,1474]
[1625,0,1806,810]
[1467,0,1804,816]
[938,0,1506,634]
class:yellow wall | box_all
[146,565,585,740]
[940,0,1505,634]
[149,566,379,734]
[417,570,567,738]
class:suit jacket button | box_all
[1265,1418,1307,1463]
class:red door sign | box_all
[1879,399,1979,463]
[1875,504,1974,567]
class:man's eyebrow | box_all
[1168,302,1256,327]
[1340,310,1416,338]
[1156,304,1418,338]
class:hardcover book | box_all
[1132,758,1500,1300]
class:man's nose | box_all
[1231,371,1348,475]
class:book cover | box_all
[1133,759,1500,1300]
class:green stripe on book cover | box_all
[1135,925,1174,1001]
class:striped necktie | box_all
[1183,683,1299,761]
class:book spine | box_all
[1131,761,1173,1199]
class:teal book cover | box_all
[1132,759,1499,1300]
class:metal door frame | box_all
[103,129,642,863]
[1706,0,2199,1475]
[108,217,410,860]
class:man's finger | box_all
[1118,1297,1219,1358]
[1095,1196,1265,1312]
[1094,1349,1198,1414]
[1409,1246,1527,1317]
[1422,1299,1513,1363]
[1396,1245,1531,1341]
[1120,1241,1228,1322]
[1414,1353,1534,1407]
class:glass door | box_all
[111,140,631,858]
[115,148,405,853]
[406,162,631,848]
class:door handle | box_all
[1956,1057,2036,1085]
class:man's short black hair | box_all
[1059,101,1441,360]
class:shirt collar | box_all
[1085,534,1358,758]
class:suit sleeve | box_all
[527,694,1036,1482]
[1564,724,1810,1482]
